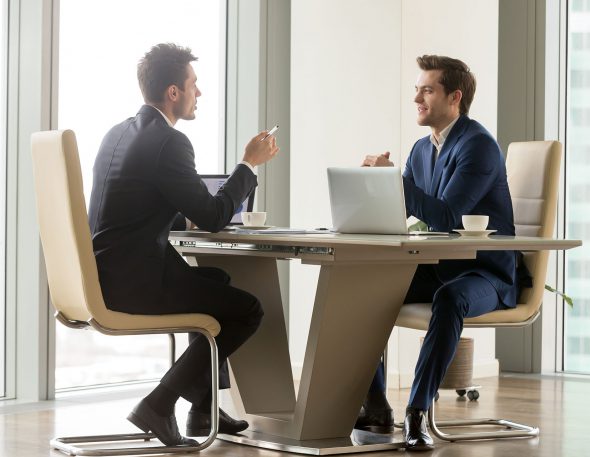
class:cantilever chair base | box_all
[50,433,211,456]
[51,313,220,456]
[425,398,539,442]
[393,398,539,442]
[428,402,539,441]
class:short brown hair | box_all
[417,55,476,115]
[137,43,197,103]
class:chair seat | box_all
[396,302,538,331]
[93,309,221,336]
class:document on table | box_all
[409,231,451,236]
[235,227,332,235]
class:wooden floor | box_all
[0,374,587,456]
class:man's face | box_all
[173,64,201,121]
[414,69,458,131]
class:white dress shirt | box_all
[430,116,460,158]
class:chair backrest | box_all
[465,140,562,325]
[508,140,561,238]
[31,129,107,323]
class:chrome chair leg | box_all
[426,397,539,442]
[51,328,219,456]
[168,333,176,366]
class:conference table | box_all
[169,229,580,454]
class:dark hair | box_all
[137,43,197,104]
[416,55,476,115]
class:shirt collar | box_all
[430,115,460,153]
[150,105,174,127]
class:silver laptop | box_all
[327,167,408,234]
[201,174,255,226]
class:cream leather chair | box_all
[395,140,562,441]
[32,129,220,455]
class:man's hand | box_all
[362,151,394,167]
[242,131,280,167]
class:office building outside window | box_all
[56,0,226,390]
[565,2,590,373]
[0,0,7,398]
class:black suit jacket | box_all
[88,105,257,313]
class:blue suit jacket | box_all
[402,115,518,308]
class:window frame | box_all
[1,0,290,401]
[0,0,9,399]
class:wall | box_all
[290,0,500,388]
[290,0,402,379]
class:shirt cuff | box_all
[239,161,256,174]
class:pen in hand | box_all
[261,125,279,141]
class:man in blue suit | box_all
[356,55,517,451]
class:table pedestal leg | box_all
[193,255,416,453]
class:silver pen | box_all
[262,125,279,141]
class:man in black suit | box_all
[88,43,279,446]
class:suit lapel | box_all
[429,115,469,196]
[423,143,436,187]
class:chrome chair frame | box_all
[426,400,539,442]
[49,314,219,456]
[392,313,542,440]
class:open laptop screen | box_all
[327,167,407,234]
[201,174,255,225]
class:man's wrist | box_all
[239,160,256,173]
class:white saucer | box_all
[236,225,274,230]
[454,229,496,237]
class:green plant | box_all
[407,219,429,232]
[545,284,574,308]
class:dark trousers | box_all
[158,251,263,405]
[369,265,504,411]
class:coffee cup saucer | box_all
[453,229,496,237]
[236,225,274,230]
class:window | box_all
[55,0,226,390]
[571,32,590,50]
[0,0,7,398]
[564,1,590,374]
[570,69,590,87]
[572,0,590,12]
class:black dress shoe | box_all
[354,406,395,433]
[127,399,197,446]
[402,408,434,451]
[186,408,249,436]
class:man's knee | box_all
[219,269,231,285]
[209,267,231,284]
[432,286,469,319]
[237,291,264,328]
[250,297,264,326]
[191,266,231,284]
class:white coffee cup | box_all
[462,215,489,231]
[241,211,267,226]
